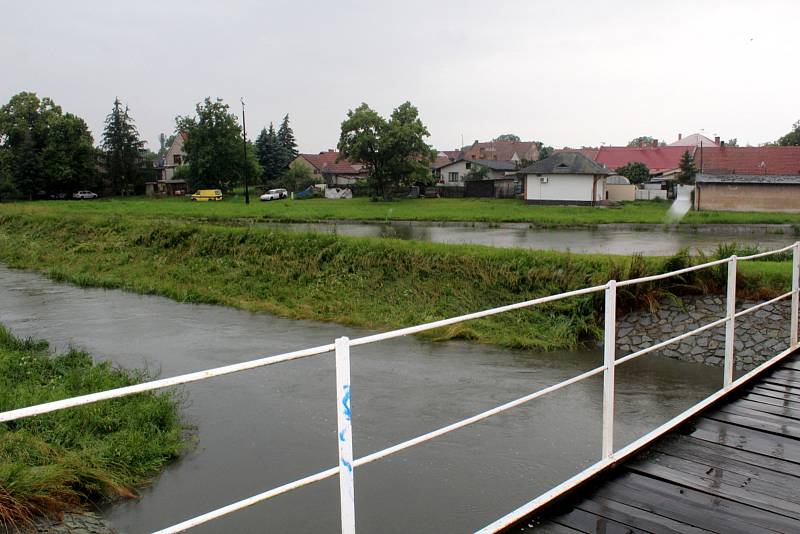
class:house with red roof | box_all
[593,145,695,181]
[462,140,540,163]
[290,150,367,186]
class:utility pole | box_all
[241,97,250,205]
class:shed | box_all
[695,174,800,212]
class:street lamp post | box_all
[241,97,250,205]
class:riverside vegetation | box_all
[0,325,184,528]
[0,212,792,352]
[6,197,800,226]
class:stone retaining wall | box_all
[617,295,792,370]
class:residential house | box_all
[520,152,611,205]
[462,140,540,163]
[697,146,800,175]
[290,150,367,186]
[593,144,694,182]
[160,132,188,181]
[669,133,720,148]
[436,158,518,187]
[431,150,462,180]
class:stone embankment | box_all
[34,512,115,534]
[617,295,790,370]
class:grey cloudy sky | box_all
[2,0,798,152]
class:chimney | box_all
[714,136,720,145]
[678,133,682,141]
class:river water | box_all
[0,265,722,533]
[252,221,795,256]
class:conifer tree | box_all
[277,114,298,170]
[102,98,144,195]
[677,150,697,185]
[254,123,283,184]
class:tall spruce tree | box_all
[254,123,283,184]
[277,114,298,170]
[102,98,144,195]
[677,150,697,185]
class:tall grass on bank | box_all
[0,326,185,528]
[0,213,791,352]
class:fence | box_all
[1,243,798,533]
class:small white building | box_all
[520,152,611,205]
[436,159,518,186]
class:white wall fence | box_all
[1,243,799,533]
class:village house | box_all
[146,132,189,196]
[668,133,720,148]
[461,140,540,163]
[159,132,188,181]
[290,150,367,186]
[435,158,520,198]
[520,152,611,205]
[593,143,694,182]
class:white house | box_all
[520,152,611,205]
[436,158,518,186]
[160,132,188,181]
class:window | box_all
[173,154,182,165]
[448,172,459,183]
[465,162,472,170]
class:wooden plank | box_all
[778,362,800,372]
[754,382,800,395]
[526,520,583,533]
[552,507,651,533]
[746,387,800,403]
[659,434,800,478]
[705,410,800,440]
[726,398,800,421]
[635,450,800,506]
[692,419,800,464]
[742,392,800,410]
[627,460,800,520]
[602,472,784,534]
[577,496,713,534]
[761,377,800,389]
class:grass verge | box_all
[0,212,791,352]
[5,197,800,227]
[0,325,185,528]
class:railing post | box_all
[335,337,356,534]
[602,280,616,459]
[792,243,799,348]
[724,256,737,387]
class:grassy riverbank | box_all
[0,213,791,352]
[5,197,800,226]
[0,325,184,526]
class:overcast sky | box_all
[2,1,798,153]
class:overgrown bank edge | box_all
[0,213,791,352]
[0,325,185,527]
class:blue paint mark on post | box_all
[342,385,352,421]
[341,458,353,473]
[339,429,346,442]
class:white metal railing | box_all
[1,243,798,534]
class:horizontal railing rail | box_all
[1,242,798,534]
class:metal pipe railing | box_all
[2,242,798,534]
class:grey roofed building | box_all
[696,173,800,185]
[468,159,519,172]
[519,152,613,175]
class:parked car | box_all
[190,189,223,201]
[73,190,98,199]
[48,192,68,200]
[259,188,289,201]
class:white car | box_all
[73,190,98,199]
[260,188,288,201]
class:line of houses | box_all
[151,131,800,212]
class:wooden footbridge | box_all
[508,349,800,533]
[1,243,799,533]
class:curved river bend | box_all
[0,265,721,533]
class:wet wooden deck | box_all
[517,351,800,533]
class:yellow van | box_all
[190,189,223,202]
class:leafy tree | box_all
[102,98,145,195]
[627,136,664,147]
[725,138,739,147]
[338,101,434,199]
[0,92,95,198]
[677,150,697,185]
[255,123,283,184]
[464,163,490,181]
[157,133,176,157]
[277,114,299,169]
[494,133,520,142]
[535,141,553,161]
[176,97,261,191]
[614,161,650,184]
[778,120,800,146]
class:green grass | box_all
[0,212,791,353]
[5,196,800,226]
[0,325,185,527]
